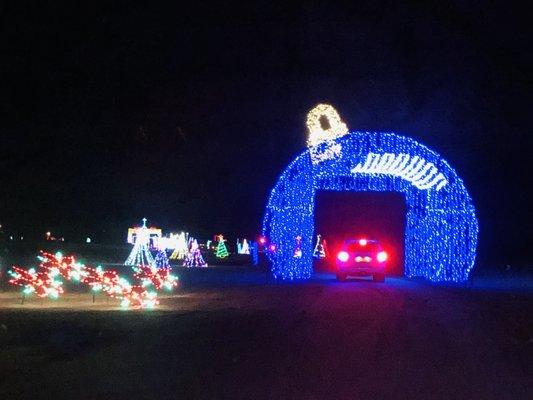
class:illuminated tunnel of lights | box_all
[262,105,478,283]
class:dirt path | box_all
[0,278,531,399]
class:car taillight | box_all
[359,239,367,246]
[337,251,349,262]
[377,251,387,262]
[355,256,363,262]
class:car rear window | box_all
[346,242,381,252]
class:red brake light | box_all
[337,251,349,262]
[377,251,387,262]
[359,239,367,246]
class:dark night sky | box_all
[1,1,531,265]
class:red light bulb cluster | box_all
[8,251,178,309]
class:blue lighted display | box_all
[262,131,478,283]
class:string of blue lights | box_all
[263,130,478,283]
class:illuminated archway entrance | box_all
[262,105,478,282]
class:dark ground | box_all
[0,269,531,399]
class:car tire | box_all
[373,273,385,282]
[336,273,346,282]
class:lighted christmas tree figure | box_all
[322,238,329,258]
[169,232,188,260]
[237,238,250,255]
[183,238,207,267]
[293,235,302,258]
[215,235,229,258]
[154,248,170,268]
[313,234,326,258]
[125,218,155,266]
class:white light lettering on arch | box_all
[351,153,448,191]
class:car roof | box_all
[344,239,380,244]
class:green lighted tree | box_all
[216,235,229,258]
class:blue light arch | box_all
[262,131,478,283]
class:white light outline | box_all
[306,104,349,164]
[351,152,448,190]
